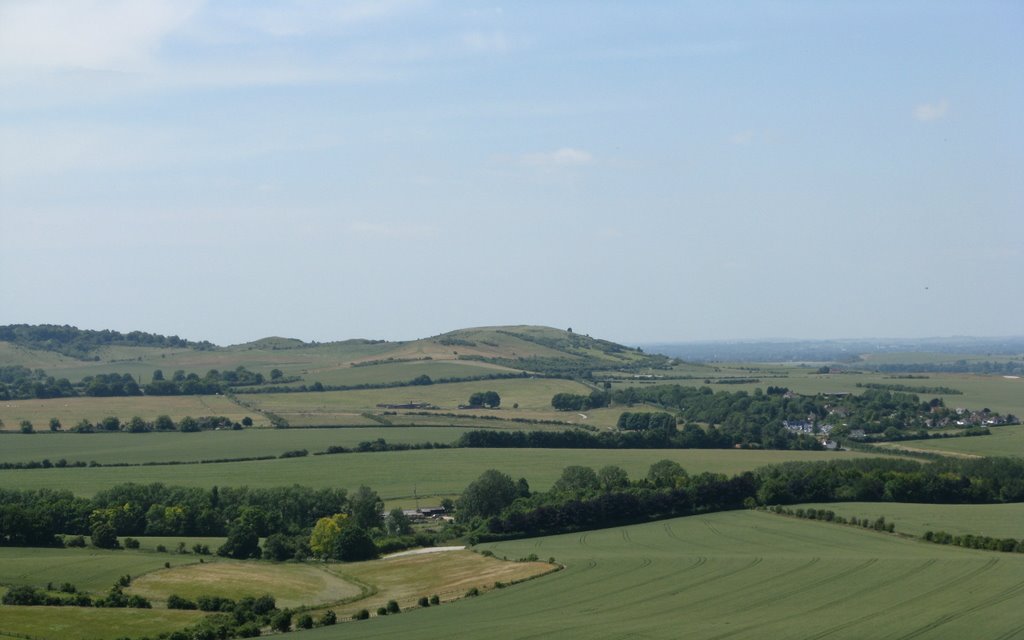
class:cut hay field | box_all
[0,448,889,505]
[795,502,1024,538]
[877,424,1024,458]
[0,427,473,465]
[300,510,1024,640]
[129,561,362,608]
[0,395,262,431]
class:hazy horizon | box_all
[2,2,1021,347]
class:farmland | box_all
[0,447,887,504]
[794,502,1024,539]
[299,509,1024,640]
[876,424,1024,458]
[3,324,1024,639]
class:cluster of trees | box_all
[762,505,895,532]
[551,391,610,411]
[0,484,351,547]
[0,482,430,571]
[145,367,265,395]
[454,456,1024,541]
[2,583,151,609]
[456,424,822,451]
[0,366,76,400]
[467,391,501,408]
[0,365,274,400]
[616,412,677,432]
[855,382,963,395]
[80,373,142,397]
[607,384,1011,442]
[62,414,248,434]
[923,530,1024,553]
[0,324,214,359]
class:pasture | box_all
[795,502,1024,538]
[300,509,1024,640]
[0,448,890,505]
[877,424,1024,458]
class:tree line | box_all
[453,456,1024,540]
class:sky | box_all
[1,1,1021,346]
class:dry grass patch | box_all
[322,549,554,616]
[129,561,361,608]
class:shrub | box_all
[465,587,480,597]
[353,609,370,620]
[430,594,440,605]
[66,535,86,548]
[386,599,400,614]
[167,594,197,610]
[418,596,430,607]
[319,610,337,626]
[123,537,140,549]
[296,614,313,629]
[376,607,388,616]
[270,610,292,632]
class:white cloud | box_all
[520,147,594,167]
[914,99,949,122]
[0,0,201,71]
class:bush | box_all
[123,537,140,549]
[319,610,337,626]
[270,610,292,632]
[386,599,400,614]
[167,594,197,610]
[418,596,430,607]
[465,587,480,597]
[65,535,86,548]
[376,607,388,616]
[296,614,314,629]
[353,609,370,620]
[430,594,440,605]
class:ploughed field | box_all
[300,510,1024,640]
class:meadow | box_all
[299,509,1024,640]
[0,448,888,505]
[794,502,1024,538]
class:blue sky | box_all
[1,1,1021,346]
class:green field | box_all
[795,502,1024,538]
[0,546,201,593]
[0,427,475,465]
[0,607,206,640]
[877,424,1024,457]
[298,510,1024,640]
[0,448,888,505]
